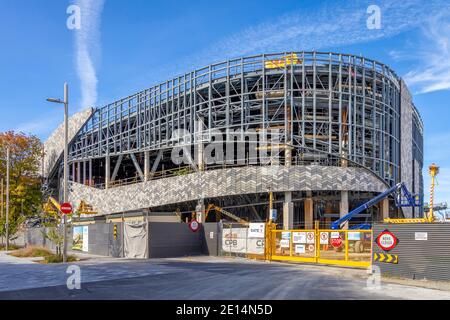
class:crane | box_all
[331,182,422,230]
[204,204,249,225]
[384,163,439,224]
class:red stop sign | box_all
[60,203,72,215]
[330,237,343,248]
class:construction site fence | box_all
[220,222,372,268]
[268,229,372,268]
[220,222,266,259]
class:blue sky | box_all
[0,0,449,203]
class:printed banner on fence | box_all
[222,228,264,254]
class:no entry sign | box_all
[376,230,398,251]
[60,202,72,215]
[189,220,200,232]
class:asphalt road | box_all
[1,253,449,300]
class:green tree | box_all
[0,131,43,241]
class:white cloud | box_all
[14,112,62,138]
[74,0,105,110]
[403,12,450,94]
[145,0,449,86]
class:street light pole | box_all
[47,82,69,263]
[6,147,10,251]
[63,83,69,263]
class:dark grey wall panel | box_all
[148,222,203,258]
[373,223,450,281]
[86,223,111,256]
[202,223,220,256]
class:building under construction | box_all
[42,52,424,230]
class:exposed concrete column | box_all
[82,161,86,185]
[304,191,313,229]
[89,159,92,186]
[105,156,110,190]
[196,117,205,171]
[195,199,205,223]
[76,162,81,183]
[340,190,349,230]
[285,146,292,167]
[380,198,389,220]
[71,162,75,181]
[283,191,294,230]
[144,151,150,182]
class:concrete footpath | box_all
[1,251,450,300]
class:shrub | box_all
[44,254,78,264]
[10,246,53,258]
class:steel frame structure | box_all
[69,52,407,187]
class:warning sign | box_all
[307,244,315,252]
[331,232,340,239]
[292,232,306,244]
[376,230,398,251]
[280,239,290,248]
[320,232,329,245]
[295,244,306,254]
[330,237,343,248]
[306,232,315,244]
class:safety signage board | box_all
[280,239,290,248]
[307,244,315,252]
[330,232,340,239]
[281,232,291,239]
[319,232,329,245]
[376,230,398,251]
[248,223,265,238]
[292,232,306,244]
[306,232,315,244]
[415,232,428,241]
[295,244,306,254]
[348,232,361,241]
[373,253,398,264]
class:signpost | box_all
[60,202,72,215]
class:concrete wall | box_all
[373,223,450,281]
[202,223,220,256]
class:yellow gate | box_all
[268,227,372,268]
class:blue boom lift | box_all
[331,182,422,230]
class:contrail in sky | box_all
[74,0,105,110]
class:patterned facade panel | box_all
[43,108,93,178]
[68,165,387,217]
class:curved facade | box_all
[45,52,424,225]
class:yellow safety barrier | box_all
[268,228,372,268]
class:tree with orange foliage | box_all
[0,131,43,241]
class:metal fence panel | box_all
[373,223,450,281]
